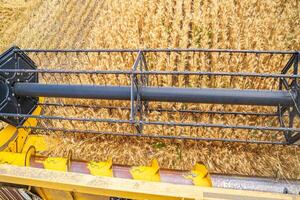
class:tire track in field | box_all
[56,1,92,48]
[15,0,67,48]
[34,0,73,48]
[70,0,100,48]
[41,0,74,48]
[80,0,105,48]
[49,0,85,48]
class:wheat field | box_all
[0,0,300,179]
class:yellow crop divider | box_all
[43,157,68,172]
[130,159,160,182]
[185,163,212,187]
[87,158,113,177]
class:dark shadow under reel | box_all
[0,46,299,145]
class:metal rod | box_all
[3,112,298,132]
[14,83,294,106]
[14,48,298,54]
[14,84,132,100]
[21,126,287,145]
[2,69,300,78]
[38,102,279,116]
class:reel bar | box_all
[14,83,294,106]
[38,102,279,116]
[18,125,287,145]
[0,112,297,132]
[1,69,300,78]
[14,48,298,54]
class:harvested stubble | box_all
[0,0,300,179]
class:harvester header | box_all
[0,46,299,145]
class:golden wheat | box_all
[0,0,299,179]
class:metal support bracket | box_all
[130,51,148,134]
[279,52,300,144]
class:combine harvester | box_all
[0,46,299,199]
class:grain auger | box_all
[0,46,299,145]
